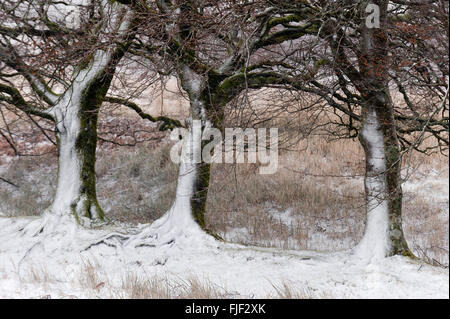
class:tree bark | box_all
[155,64,223,239]
[49,50,119,222]
[355,0,413,259]
[356,93,413,259]
[52,102,104,222]
[168,97,220,238]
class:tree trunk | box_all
[161,99,219,238]
[51,90,104,222]
[190,158,211,231]
[52,119,103,222]
[149,119,219,241]
[153,63,222,239]
[355,0,413,259]
[49,50,116,223]
[356,93,412,259]
[190,141,217,237]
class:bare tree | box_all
[0,0,138,224]
[266,0,448,259]
[115,0,325,242]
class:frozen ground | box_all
[0,213,448,299]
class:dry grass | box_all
[403,195,449,266]
[19,264,234,298]
[27,266,53,289]
[0,154,55,217]
[118,274,173,298]
[78,260,107,291]
[205,136,368,251]
[117,275,231,299]
[206,155,365,250]
[1,125,448,265]
[21,264,235,298]
[270,281,338,299]
[95,142,177,224]
[19,263,332,299]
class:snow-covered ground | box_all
[0,136,448,298]
[0,213,448,299]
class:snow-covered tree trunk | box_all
[185,106,214,236]
[44,3,134,223]
[151,117,211,240]
[51,114,103,222]
[49,53,108,221]
[355,98,412,260]
[354,0,412,260]
[50,69,106,221]
[49,41,129,222]
[150,65,220,239]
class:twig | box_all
[0,176,19,188]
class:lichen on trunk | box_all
[189,143,222,240]
[52,121,104,223]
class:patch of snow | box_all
[181,65,203,95]
[353,109,390,262]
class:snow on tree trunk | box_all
[152,120,216,239]
[128,67,219,246]
[126,120,217,248]
[355,107,390,260]
[51,99,103,222]
[159,66,216,237]
[48,50,114,223]
[150,123,206,240]
[353,0,412,261]
[355,100,412,261]
[44,4,134,224]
